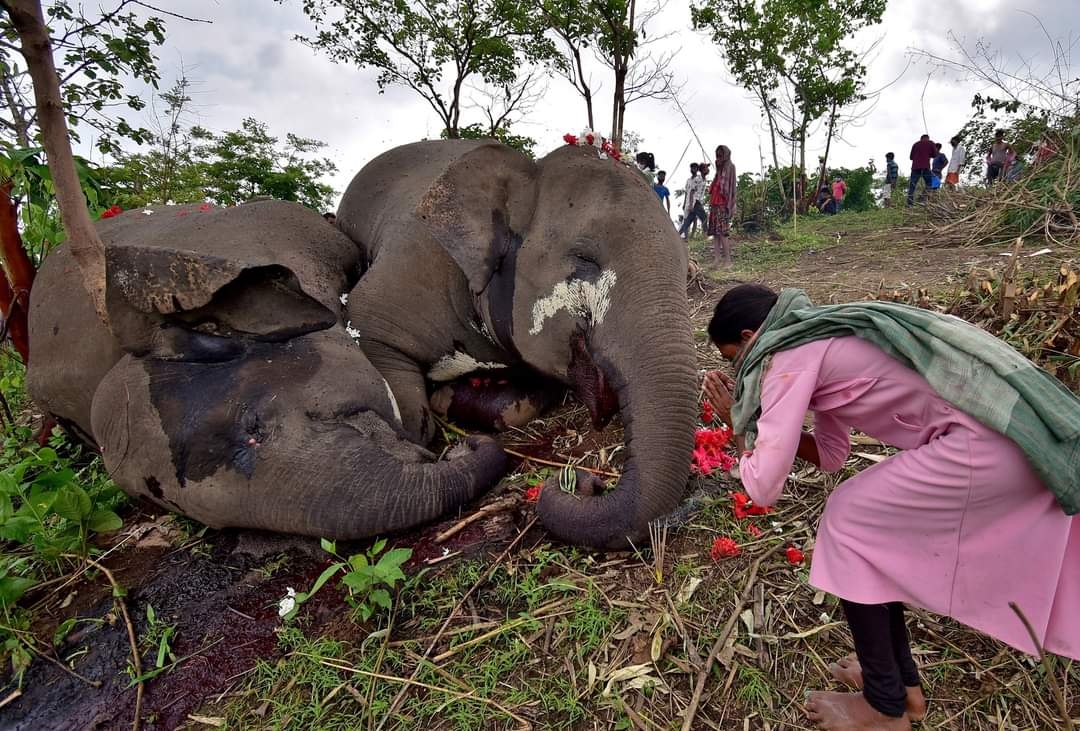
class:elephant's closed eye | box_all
[570,253,602,280]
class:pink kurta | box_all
[740,336,1080,660]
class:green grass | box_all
[691,206,929,276]
[223,550,630,730]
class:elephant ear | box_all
[414,143,537,293]
[101,200,360,357]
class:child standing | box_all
[883,153,898,207]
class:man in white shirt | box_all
[678,163,707,239]
[946,136,966,188]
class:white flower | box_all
[142,209,154,215]
[771,521,783,534]
[339,292,349,306]
[278,587,297,618]
[345,321,361,341]
[819,612,831,623]
[441,547,450,557]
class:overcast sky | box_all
[99,0,1078,211]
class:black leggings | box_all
[840,600,921,718]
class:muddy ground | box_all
[1,226,1069,730]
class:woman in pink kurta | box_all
[704,284,1079,731]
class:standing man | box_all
[907,134,936,207]
[945,136,966,188]
[931,143,949,182]
[678,163,707,239]
[986,129,1012,185]
[653,170,671,216]
[831,176,847,212]
[882,152,898,207]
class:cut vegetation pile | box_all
[927,127,1080,250]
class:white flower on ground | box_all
[345,321,361,341]
[278,587,296,618]
[820,612,831,623]
[142,209,154,215]
[339,292,349,306]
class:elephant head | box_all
[30,199,506,538]
[411,142,698,550]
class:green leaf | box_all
[87,510,123,533]
[52,484,92,522]
[371,538,387,555]
[308,562,345,597]
[0,515,40,543]
[0,575,37,606]
[376,547,412,571]
[319,537,336,556]
[146,604,156,625]
[53,617,78,646]
[348,553,369,572]
[369,588,392,609]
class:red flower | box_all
[690,426,736,475]
[785,545,805,565]
[524,483,543,503]
[710,536,740,561]
[733,491,772,519]
[563,133,579,145]
[99,205,123,219]
[747,524,763,538]
[700,400,714,424]
[585,133,595,146]
[198,202,212,212]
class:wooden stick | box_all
[64,554,143,731]
[504,448,621,479]
[374,517,539,731]
[434,495,519,543]
[681,545,782,731]
[1009,601,1074,731]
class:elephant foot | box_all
[430,367,562,432]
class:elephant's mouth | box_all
[567,332,618,430]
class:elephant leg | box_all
[374,359,437,444]
[429,366,563,432]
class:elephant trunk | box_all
[267,430,509,540]
[536,285,697,550]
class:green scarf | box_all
[731,289,1080,515]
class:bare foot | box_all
[828,655,927,721]
[805,691,911,730]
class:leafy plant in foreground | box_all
[280,538,412,623]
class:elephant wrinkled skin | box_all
[28,140,696,549]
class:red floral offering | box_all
[691,426,735,475]
[732,491,772,519]
[710,536,740,560]
[785,545,805,565]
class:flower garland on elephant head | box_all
[562,129,623,162]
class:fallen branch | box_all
[63,554,142,731]
[434,495,519,543]
[1009,601,1074,730]
[681,544,783,731]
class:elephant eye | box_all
[570,253,601,279]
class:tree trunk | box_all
[807,99,838,213]
[759,89,788,209]
[0,182,34,362]
[3,0,109,326]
